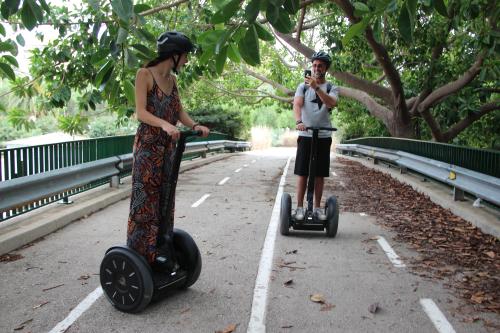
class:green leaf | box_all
[0,24,5,36]
[111,0,133,22]
[245,0,260,24]
[2,55,19,67]
[269,9,293,33]
[0,62,15,80]
[95,60,114,87]
[125,48,138,68]
[136,28,156,42]
[16,34,25,46]
[131,43,155,58]
[215,46,228,74]
[39,0,50,14]
[398,4,413,43]
[134,4,151,14]
[0,41,15,52]
[1,0,21,20]
[266,2,280,25]
[342,18,369,45]
[90,48,109,64]
[406,0,417,24]
[353,2,370,13]
[254,22,274,41]
[215,29,232,55]
[123,80,135,104]
[116,27,128,45]
[283,0,300,14]
[227,43,241,62]
[21,0,43,31]
[211,0,240,24]
[238,25,260,66]
[433,0,448,17]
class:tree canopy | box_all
[0,0,498,147]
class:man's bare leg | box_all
[296,176,307,207]
[314,177,324,208]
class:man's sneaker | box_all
[295,207,305,220]
[314,207,327,221]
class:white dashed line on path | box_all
[191,194,210,207]
[332,171,337,176]
[243,164,249,167]
[218,177,230,185]
[235,168,242,173]
[420,299,457,333]
[251,160,256,163]
[376,236,406,268]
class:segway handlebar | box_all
[305,127,337,131]
[180,130,203,139]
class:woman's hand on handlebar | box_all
[161,122,180,140]
[296,123,306,131]
[194,125,210,137]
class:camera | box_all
[304,69,311,77]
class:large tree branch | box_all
[201,79,293,103]
[418,52,487,112]
[275,31,393,106]
[441,100,500,142]
[333,0,410,125]
[338,87,392,128]
[242,67,295,96]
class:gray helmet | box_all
[157,31,195,57]
[311,51,331,68]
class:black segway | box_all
[280,127,339,237]
[100,130,202,313]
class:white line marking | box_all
[251,160,256,163]
[191,194,210,207]
[360,212,367,216]
[218,177,230,185]
[376,236,406,268]
[420,299,456,333]
[247,156,292,333]
[235,168,242,173]
[332,171,337,176]
[48,287,103,333]
[243,164,249,167]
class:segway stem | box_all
[159,130,202,235]
[304,127,336,213]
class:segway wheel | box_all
[100,247,154,313]
[173,229,202,289]
[280,192,292,236]
[325,196,339,237]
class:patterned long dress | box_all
[127,74,181,264]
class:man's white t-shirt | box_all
[295,82,339,138]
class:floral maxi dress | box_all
[127,76,181,264]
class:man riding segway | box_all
[293,51,338,222]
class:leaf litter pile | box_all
[328,157,499,316]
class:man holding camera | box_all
[293,51,339,221]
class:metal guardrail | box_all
[342,137,500,178]
[336,144,500,207]
[0,140,251,222]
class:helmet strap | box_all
[171,54,180,74]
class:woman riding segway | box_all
[100,31,209,312]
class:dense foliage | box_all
[0,0,498,148]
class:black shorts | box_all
[294,136,332,177]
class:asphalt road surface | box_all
[0,148,488,333]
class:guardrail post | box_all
[453,187,465,201]
[373,157,379,165]
[400,167,407,174]
[110,175,119,188]
[59,196,73,205]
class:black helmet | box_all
[311,51,331,68]
[157,31,195,57]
